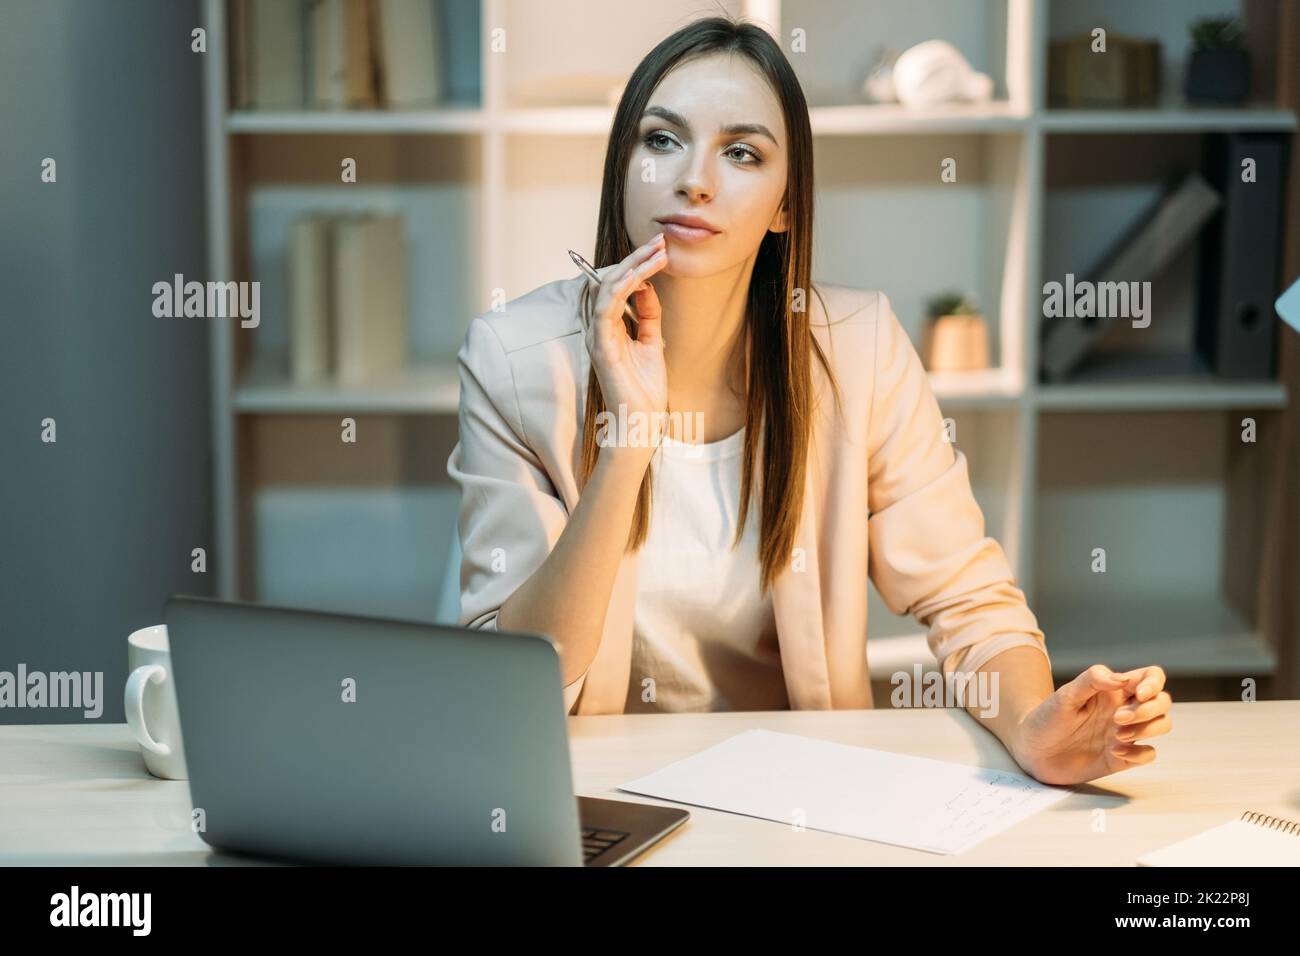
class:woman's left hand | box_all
[1010,664,1172,785]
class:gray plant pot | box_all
[1185,49,1250,104]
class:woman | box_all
[447,16,1172,786]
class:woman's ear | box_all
[768,201,789,234]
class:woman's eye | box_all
[642,132,761,165]
[726,144,761,164]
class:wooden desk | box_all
[2,701,1296,865]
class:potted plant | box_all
[1185,16,1249,105]
[921,292,989,372]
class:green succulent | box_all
[1190,17,1245,52]
[926,292,978,319]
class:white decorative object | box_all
[888,39,994,107]
[863,48,900,103]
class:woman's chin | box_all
[657,248,724,278]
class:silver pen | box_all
[568,249,640,335]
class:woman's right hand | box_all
[584,233,669,453]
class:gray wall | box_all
[0,0,212,723]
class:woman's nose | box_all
[675,155,716,202]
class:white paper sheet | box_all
[617,729,1072,855]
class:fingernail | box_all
[1117,730,1135,741]
[1115,708,1133,722]
[653,232,664,243]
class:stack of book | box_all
[288,213,408,385]
[232,0,444,109]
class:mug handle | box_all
[124,665,172,756]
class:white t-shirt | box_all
[624,424,790,712]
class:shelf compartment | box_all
[236,136,486,387]
[1046,0,1286,116]
[815,132,1030,387]
[1039,131,1287,394]
[225,0,483,113]
[492,0,743,108]
[1032,409,1281,676]
[868,406,1029,671]
[782,0,1018,110]
[240,414,461,615]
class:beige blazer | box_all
[446,271,1049,715]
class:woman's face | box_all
[624,52,789,278]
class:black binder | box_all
[1195,132,1289,379]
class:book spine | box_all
[289,216,332,383]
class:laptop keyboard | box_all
[582,827,631,863]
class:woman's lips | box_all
[657,221,719,243]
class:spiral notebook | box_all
[1138,811,1300,866]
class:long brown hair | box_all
[578,14,841,596]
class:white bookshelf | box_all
[202,0,1293,684]
[227,106,488,133]
[1038,105,1298,132]
[233,353,461,414]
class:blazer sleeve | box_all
[445,315,589,714]
[865,292,1050,678]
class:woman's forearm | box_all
[962,644,1055,767]
[495,447,654,685]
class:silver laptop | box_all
[163,595,688,866]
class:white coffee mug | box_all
[124,624,188,780]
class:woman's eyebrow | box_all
[641,105,779,146]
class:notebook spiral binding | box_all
[1241,810,1300,835]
